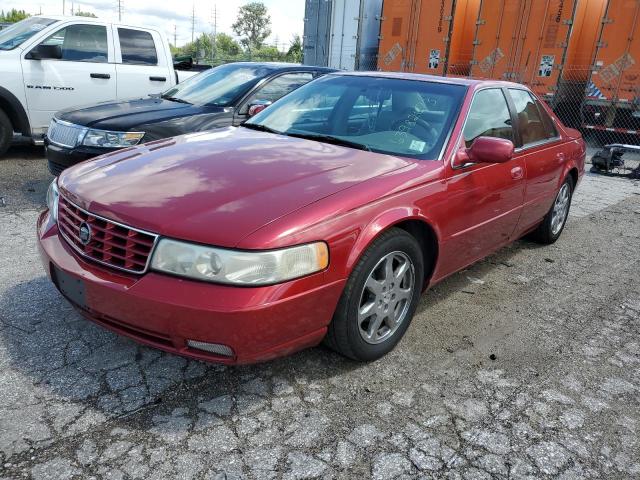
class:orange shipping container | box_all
[588,0,640,104]
[470,0,606,102]
[377,0,481,76]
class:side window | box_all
[118,28,158,65]
[39,24,108,62]
[508,89,549,146]
[537,100,559,139]
[243,73,314,111]
[462,89,514,148]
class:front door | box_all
[436,88,525,277]
[21,22,116,135]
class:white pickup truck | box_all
[0,15,198,156]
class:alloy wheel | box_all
[551,183,571,235]
[357,251,415,345]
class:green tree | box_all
[232,2,271,52]
[215,33,241,57]
[0,9,30,23]
[255,45,281,61]
[287,34,303,63]
[74,10,97,17]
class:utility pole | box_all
[191,3,195,44]
[116,0,123,21]
[174,24,177,47]
[211,3,217,62]
[62,0,65,15]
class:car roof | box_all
[331,70,526,89]
[225,62,336,73]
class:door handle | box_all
[511,166,524,180]
[149,76,167,82]
[90,73,111,79]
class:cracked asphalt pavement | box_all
[1,145,639,479]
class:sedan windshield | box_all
[245,74,466,159]
[0,17,57,50]
[161,63,277,107]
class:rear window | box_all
[118,28,157,65]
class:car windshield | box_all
[245,74,466,159]
[161,63,276,107]
[0,17,57,50]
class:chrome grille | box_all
[57,196,158,274]
[47,120,86,148]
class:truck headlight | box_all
[46,179,59,221]
[150,239,329,285]
[82,129,144,148]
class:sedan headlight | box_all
[150,239,329,285]
[46,179,59,221]
[82,129,144,148]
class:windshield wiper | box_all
[161,95,191,104]
[286,132,371,151]
[241,123,282,135]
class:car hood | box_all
[55,97,225,130]
[58,127,414,247]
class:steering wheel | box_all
[390,108,435,138]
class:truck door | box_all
[20,22,116,136]
[114,27,171,100]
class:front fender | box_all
[345,207,441,278]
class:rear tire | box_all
[530,175,574,244]
[0,109,12,157]
[325,228,424,361]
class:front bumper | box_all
[37,211,345,364]
[45,139,117,176]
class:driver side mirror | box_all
[453,136,514,167]
[247,101,272,117]
[27,44,63,60]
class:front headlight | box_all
[46,179,59,221]
[150,239,329,285]
[82,129,144,148]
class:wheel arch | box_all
[346,208,441,289]
[0,86,31,136]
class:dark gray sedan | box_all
[45,62,334,175]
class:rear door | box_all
[113,27,170,100]
[20,21,116,135]
[507,88,566,233]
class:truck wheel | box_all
[0,109,12,157]
[324,228,424,361]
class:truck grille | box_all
[47,120,86,148]
[57,196,158,274]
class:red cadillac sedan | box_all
[38,72,586,364]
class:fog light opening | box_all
[186,340,234,357]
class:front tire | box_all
[530,175,574,244]
[0,109,12,157]
[325,228,424,361]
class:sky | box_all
[2,0,305,50]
